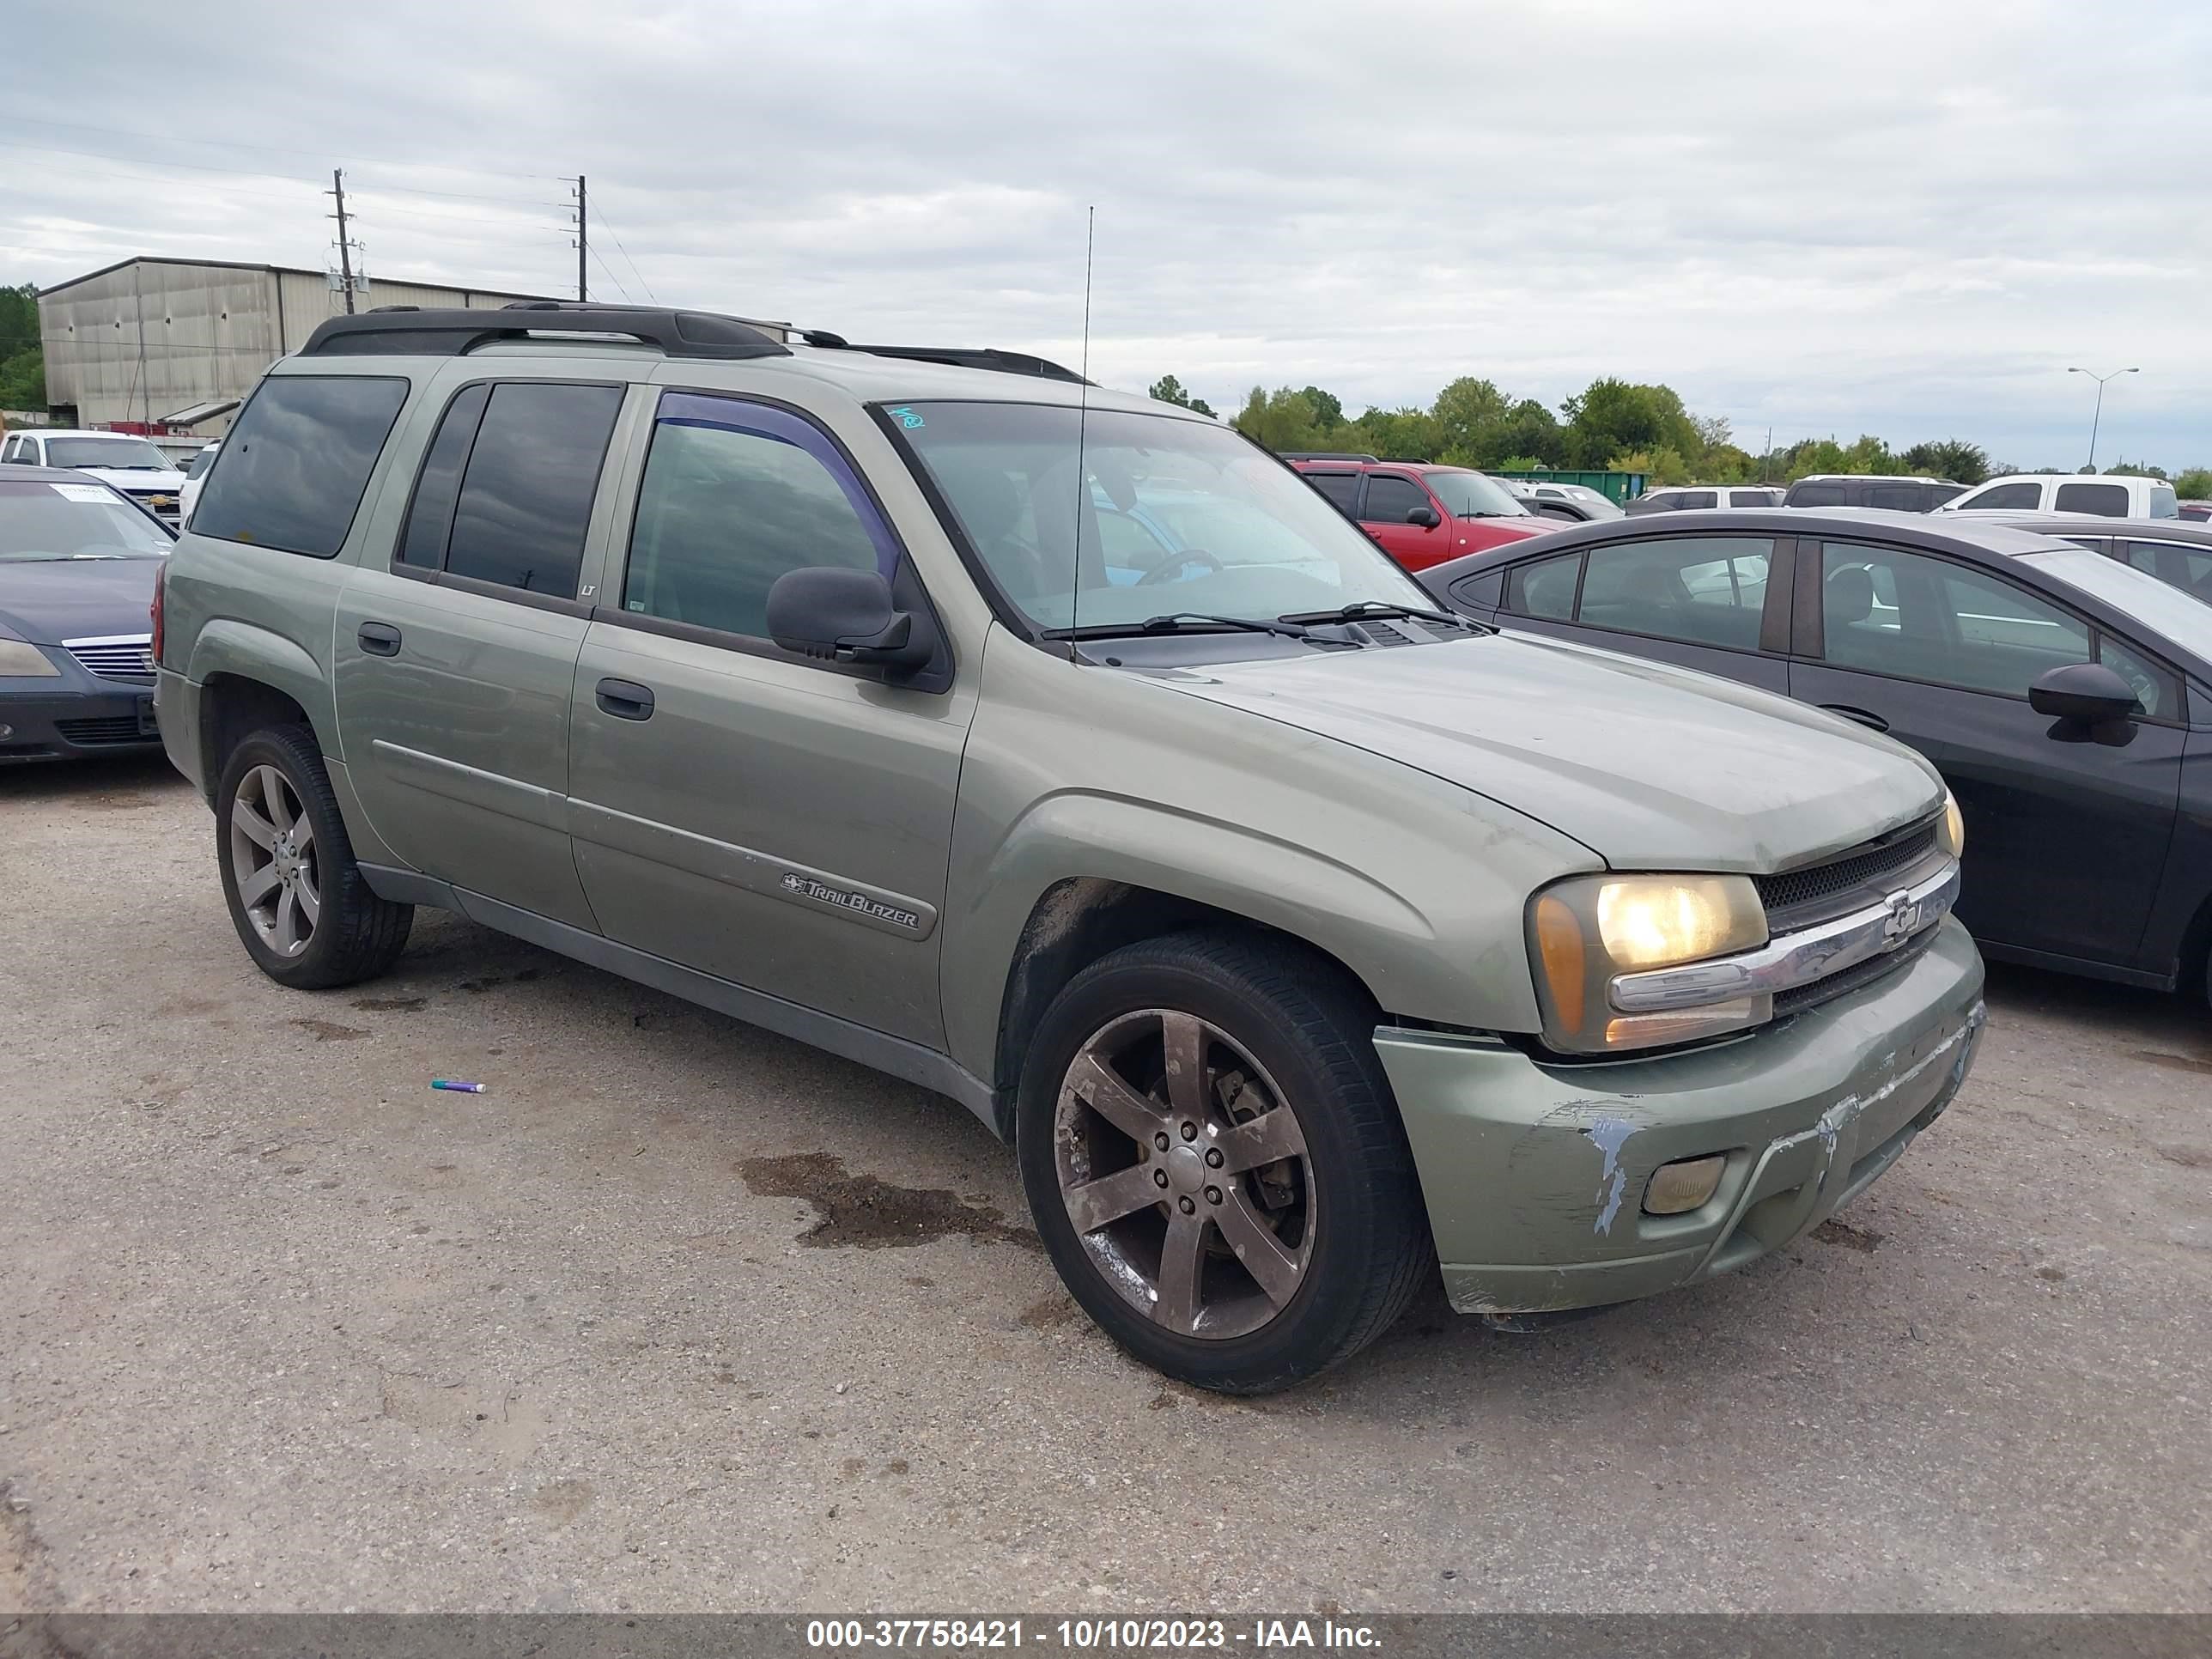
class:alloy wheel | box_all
[1054,1008,1316,1340]
[229,763,319,957]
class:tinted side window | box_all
[1676,490,1717,509]
[1305,471,1360,513]
[1957,482,2039,510]
[2054,481,2130,516]
[2121,539,2212,601]
[1362,474,1429,523]
[621,392,896,641]
[1578,536,1771,649]
[1728,489,1774,507]
[1867,484,1922,510]
[191,375,410,557]
[397,382,490,570]
[1507,552,1581,620]
[1789,483,1846,507]
[1820,542,2090,696]
[443,382,623,598]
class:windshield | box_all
[2018,546,2212,665]
[0,480,174,561]
[1425,471,1528,518]
[45,436,173,471]
[893,401,1433,632]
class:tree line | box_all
[1148,370,2212,498]
[0,283,46,411]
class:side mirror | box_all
[767,567,931,672]
[1407,506,1442,529]
[2029,661,2139,724]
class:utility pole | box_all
[330,169,357,315]
[131,260,151,428]
[2067,366,2138,471]
[574,174,587,302]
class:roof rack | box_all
[798,330,1089,385]
[300,301,790,361]
[1280,452,1380,463]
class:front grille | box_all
[1774,927,1936,1018]
[55,715,153,746]
[64,638,155,684]
[1755,818,1939,930]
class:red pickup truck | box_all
[1290,458,1556,571]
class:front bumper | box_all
[0,671,161,763]
[1376,916,1985,1316]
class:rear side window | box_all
[1728,489,1774,507]
[439,382,623,598]
[1867,484,1923,511]
[620,392,896,641]
[1507,551,1581,620]
[1956,481,2039,510]
[398,383,490,570]
[1577,536,1772,650]
[1789,483,1846,507]
[2055,481,2130,516]
[191,375,409,557]
[1304,471,1361,514]
[1675,490,1717,509]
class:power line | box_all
[586,244,634,304]
[592,205,659,304]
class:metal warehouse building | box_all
[35,256,564,439]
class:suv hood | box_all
[0,558,163,644]
[1146,633,1943,872]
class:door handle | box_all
[595,678,655,721]
[357,622,402,657]
[1819,703,1890,733]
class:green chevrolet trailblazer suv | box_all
[155,304,1984,1393]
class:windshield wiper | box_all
[1277,600,1482,631]
[1042,612,1318,642]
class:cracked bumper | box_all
[1375,916,1985,1316]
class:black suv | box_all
[1783,476,1964,512]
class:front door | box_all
[335,374,632,931]
[1358,471,1454,570]
[565,389,971,1046]
[1790,538,2185,970]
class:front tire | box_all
[216,724,412,989]
[1017,928,1429,1394]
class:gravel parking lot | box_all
[3,754,2209,1614]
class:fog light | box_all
[1644,1154,1725,1215]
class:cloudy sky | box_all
[5,0,2209,467]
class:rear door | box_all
[334,369,635,930]
[1482,532,1792,694]
[1357,471,1453,569]
[1787,537,2185,969]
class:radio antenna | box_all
[1070,204,1095,634]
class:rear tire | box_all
[1016,927,1430,1395]
[216,723,411,989]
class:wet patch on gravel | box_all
[737,1152,1039,1251]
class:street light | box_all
[2067,367,2139,471]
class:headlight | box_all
[0,638,60,678]
[1530,873,1769,1054]
[1938,791,1965,860]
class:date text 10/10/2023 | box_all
[804,1620,1382,1650]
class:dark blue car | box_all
[0,465,173,762]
